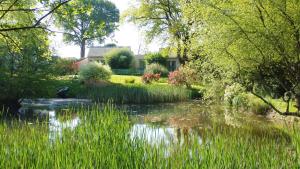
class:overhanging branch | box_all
[0,0,71,32]
[251,91,300,117]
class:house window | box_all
[167,61,176,71]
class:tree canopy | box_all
[124,0,200,64]
[55,0,120,58]
[184,0,300,116]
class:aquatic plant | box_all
[79,84,192,104]
[0,105,299,168]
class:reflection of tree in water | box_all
[175,127,205,146]
[18,107,80,142]
[48,110,80,142]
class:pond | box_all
[15,99,280,146]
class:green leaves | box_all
[55,0,120,58]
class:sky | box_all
[51,0,160,58]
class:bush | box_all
[51,58,76,75]
[224,84,271,114]
[224,83,246,106]
[104,49,134,69]
[79,62,112,83]
[142,73,160,84]
[168,70,186,86]
[168,65,199,88]
[144,52,167,66]
[144,63,169,77]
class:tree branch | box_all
[0,0,71,32]
[251,91,300,117]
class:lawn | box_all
[110,75,143,84]
[38,75,193,104]
[109,75,168,84]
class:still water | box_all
[16,99,278,146]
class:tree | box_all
[124,0,200,64]
[144,52,167,66]
[0,29,52,113]
[188,0,300,116]
[104,48,134,69]
[55,0,119,58]
[0,0,65,113]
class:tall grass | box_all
[79,84,192,104]
[0,106,299,168]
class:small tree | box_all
[104,49,134,69]
[144,52,167,66]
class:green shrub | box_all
[144,52,167,66]
[104,48,134,69]
[79,62,112,82]
[51,58,76,75]
[144,63,169,77]
[224,83,246,106]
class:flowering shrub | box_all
[142,73,160,84]
[224,83,247,106]
[168,65,198,88]
[168,70,186,86]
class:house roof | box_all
[87,46,131,57]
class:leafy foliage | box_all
[0,30,51,102]
[183,0,300,115]
[124,0,199,63]
[168,71,185,86]
[51,58,76,75]
[144,52,167,66]
[79,62,112,83]
[55,0,119,58]
[144,63,169,77]
[104,48,134,69]
[142,73,160,84]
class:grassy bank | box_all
[78,84,192,104]
[36,75,193,104]
[0,106,299,168]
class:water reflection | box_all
[130,123,203,157]
[48,110,80,141]
[15,101,280,146]
[130,124,202,146]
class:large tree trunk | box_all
[80,39,86,59]
[177,43,184,64]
